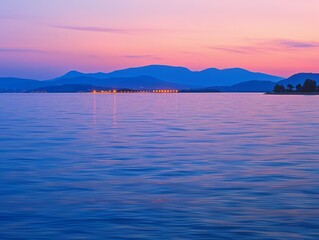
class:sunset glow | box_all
[1,0,318,79]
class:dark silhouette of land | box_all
[0,65,318,93]
[268,79,319,95]
[278,73,319,86]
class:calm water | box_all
[0,93,319,239]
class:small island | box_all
[267,79,319,95]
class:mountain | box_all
[0,74,191,92]
[104,65,196,84]
[50,75,190,90]
[278,73,319,86]
[0,65,286,92]
[72,65,192,80]
[0,77,43,92]
[60,65,283,87]
[28,79,276,93]
[193,68,281,86]
[58,71,84,79]
[29,84,111,93]
[184,80,276,93]
[232,80,276,92]
[212,80,276,92]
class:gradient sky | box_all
[0,0,319,79]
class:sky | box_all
[0,0,318,79]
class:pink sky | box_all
[0,0,318,79]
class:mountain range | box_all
[0,65,317,93]
[59,65,282,87]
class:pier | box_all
[92,90,179,94]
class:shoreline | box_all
[265,92,319,95]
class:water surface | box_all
[0,93,319,239]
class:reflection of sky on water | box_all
[0,93,319,239]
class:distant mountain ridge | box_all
[278,73,319,86]
[59,65,283,87]
[0,77,43,92]
[208,80,276,92]
[51,75,191,90]
[1,65,318,93]
[29,84,109,93]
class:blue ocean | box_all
[1,93,319,239]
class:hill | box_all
[59,65,283,87]
[278,73,319,86]
[50,75,190,90]
[212,80,276,92]
[0,65,292,93]
[30,84,171,93]
[29,84,110,93]
[183,80,276,93]
[0,77,43,92]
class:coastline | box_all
[265,92,319,95]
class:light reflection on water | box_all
[0,93,319,239]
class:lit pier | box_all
[92,90,179,94]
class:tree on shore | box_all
[273,84,285,93]
[302,79,317,92]
[287,84,294,92]
[272,79,318,93]
[296,84,302,92]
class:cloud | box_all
[0,48,46,53]
[51,24,183,35]
[206,38,319,54]
[124,55,163,60]
[264,39,319,49]
[124,55,155,58]
[206,46,256,54]
[52,25,151,35]
[125,55,153,58]
[53,25,132,34]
